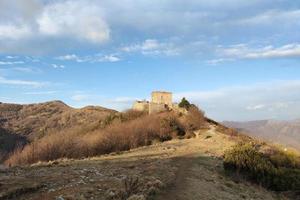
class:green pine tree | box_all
[178,97,191,109]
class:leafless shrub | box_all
[120,109,147,122]
[182,106,207,131]
[123,176,140,199]
[6,113,180,166]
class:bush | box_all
[224,142,300,191]
[101,110,147,128]
[120,109,147,122]
[178,97,191,109]
[181,106,207,131]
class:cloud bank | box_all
[174,80,300,121]
[1,0,299,56]
[0,76,47,87]
[0,0,110,54]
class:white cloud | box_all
[6,55,19,59]
[215,43,300,60]
[0,1,299,55]
[98,55,121,62]
[0,0,110,49]
[206,58,235,65]
[237,9,300,26]
[51,64,65,69]
[23,91,57,95]
[25,56,40,62]
[56,54,79,61]
[121,39,180,56]
[246,104,265,111]
[0,76,46,87]
[0,24,32,40]
[174,80,300,121]
[56,54,121,63]
[0,0,42,21]
[0,61,25,65]
[37,0,110,44]
[12,67,36,73]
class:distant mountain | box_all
[223,119,300,150]
[0,101,116,161]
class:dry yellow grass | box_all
[5,109,207,166]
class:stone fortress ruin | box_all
[133,91,182,114]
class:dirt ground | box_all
[0,125,292,200]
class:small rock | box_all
[127,194,146,200]
[107,191,116,198]
[151,179,164,188]
[48,188,55,193]
[56,195,64,200]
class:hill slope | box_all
[223,120,300,151]
[0,101,116,161]
[0,125,288,200]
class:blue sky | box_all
[0,0,300,121]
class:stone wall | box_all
[133,91,174,114]
[132,101,149,112]
[151,91,172,107]
[149,103,169,114]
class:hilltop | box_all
[0,101,116,162]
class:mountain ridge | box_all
[223,119,300,151]
[0,100,117,162]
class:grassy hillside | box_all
[5,106,207,166]
[0,101,117,162]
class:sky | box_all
[0,0,300,121]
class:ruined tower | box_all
[132,91,174,114]
[151,91,172,107]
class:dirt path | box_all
[154,126,280,200]
[155,155,196,200]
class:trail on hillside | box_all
[155,126,279,200]
[155,155,195,200]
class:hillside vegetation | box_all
[224,142,300,192]
[5,106,207,166]
[0,101,116,162]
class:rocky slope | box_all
[223,120,300,151]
